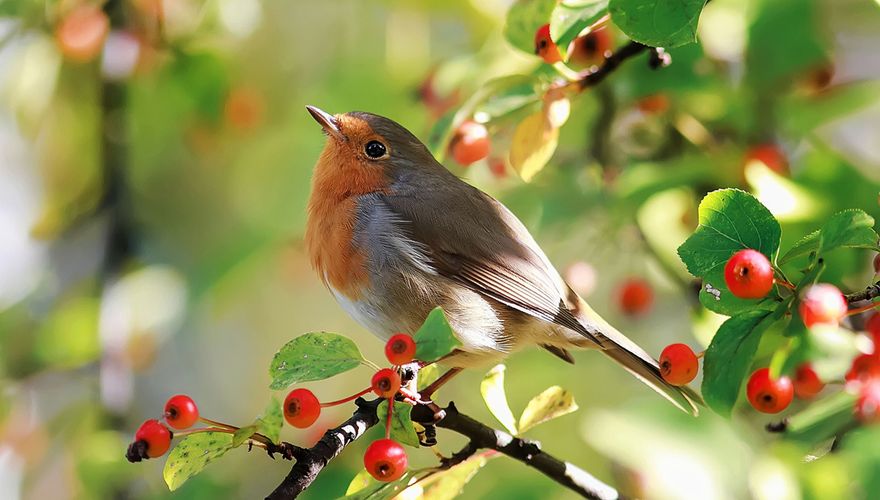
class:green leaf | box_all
[377,400,420,448]
[480,365,518,435]
[779,210,879,265]
[701,310,776,417]
[414,308,461,362]
[232,425,257,448]
[518,386,579,433]
[608,0,707,48]
[417,363,441,391]
[809,325,863,382]
[504,0,558,54]
[818,209,878,255]
[256,397,283,445]
[678,189,782,314]
[341,469,412,499]
[421,454,488,499]
[785,391,857,444]
[549,0,609,54]
[269,332,364,390]
[344,469,376,496]
[163,432,234,491]
[472,76,540,121]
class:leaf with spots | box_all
[269,332,365,390]
[480,364,518,435]
[163,432,234,491]
[414,307,461,362]
[518,386,578,433]
[255,397,283,445]
[678,189,781,316]
[608,0,707,48]
[377,400,421,448]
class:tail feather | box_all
[573,295,703,416]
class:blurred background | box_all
[1,0,880,498]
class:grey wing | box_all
[380,174,602,346]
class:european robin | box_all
[304,106,701,415]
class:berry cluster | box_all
[127,333,422,482]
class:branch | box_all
[575,42,662,91]
[413,402,623,500]
[845,281,880,304]
[265,398,381,500]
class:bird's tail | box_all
[573,295,704,416]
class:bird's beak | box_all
[306,105,344,140]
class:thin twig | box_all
[846,281,880,305]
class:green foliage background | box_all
[1,0,879,498]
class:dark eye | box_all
[364,140,387,159]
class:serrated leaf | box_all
[377,400,420,448]
[549,0,609,55]
[418,363,441,391]
[480,365,518,435]
[232,425,257,448]
[269,332,364,390]
[163,432,234,491]
[504,0,558,54]
[518,386,579,433]
[414,307,461,362]
[779,210,879,265]
[509,111,559,182]
[608,0,707,48]
[256,397,283,445]
[421,454,488,500]
[701,310,776,417]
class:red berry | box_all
[371,368,401,398]
[636,93,670,115]
[744,144,788,176]
[659,344,699,386]
[534,24,562,64]
[164,394,199,430]
[856,379,880,423]
[746,368,794,414]
[792,364,824,399]
[284,388,321,428]
[450,121,490,166]
[846,354,880,383]
[566,28,612,67]
[617,278,653,315]
[799,284,848,328]
[867,314,880,348]
[55,5,109,63]
[385,334,417,365]
[363,438,408,482]
[135,419,172,458]
[723,249,774,299]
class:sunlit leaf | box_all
[345,469,375,496]
[421,454,489,499]
[480,365,518,435]
[702,309,777,417]
[518,386,578,433]
[414,307,461,362]
[509,111,559,182]
[163,432,234,491]
[550,0,609,55]
[608,0,707,48]
[269,332,364,390]
[418,363,441,391]
[377,400,421,448]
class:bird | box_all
[303,105,701,415]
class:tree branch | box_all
[266,398,622,499]
[845,281,880,304]
[414,402,623,500]
[265,398,381,500]
[576,41,655,91]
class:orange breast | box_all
[305,137,390,299]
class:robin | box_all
[304,106,701,415]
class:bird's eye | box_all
[364,140,387,159]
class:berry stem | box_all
[173,426,231,438]
[846,300,880,317]
[361,359,383,371]
[320,387,372,408]
[774,277,797,291]
[198,417,238,431]
[696,350,705,360]
[385,398,393,439]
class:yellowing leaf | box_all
[518,386,578,433]
[509,112,559,182]
[345,469,375,496]
[420,454,488,500]
[543,87,571,129]
[480,364,518,435]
